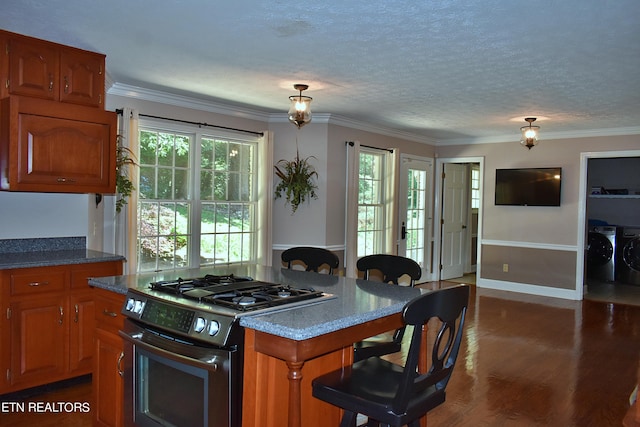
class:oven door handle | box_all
[118,329,220,371]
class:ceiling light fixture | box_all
[520,117,540,150]
[288,84,312,128]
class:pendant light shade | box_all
[288,84,312,128]
[520,117,540,149]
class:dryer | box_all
[616,227,640,286]
[587,225,617,282]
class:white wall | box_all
[0,192,90,239]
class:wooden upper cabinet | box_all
[5,30,105,108]
[8,37,60,101]
[0,95,117,193]
[59,49,104,107]
[0,32,8,99]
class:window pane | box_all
[357,150,385,257]
[137,126,258,272]
[139,131,157,165]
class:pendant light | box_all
[520,117,540,149]
[288,84,312,128]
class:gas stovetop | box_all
[148,274,326,312]
[121,273,333,347]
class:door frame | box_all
[577,149,640,299]
[433,157,484,282]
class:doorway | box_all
[434,158,483,282]
[579,150,640,305]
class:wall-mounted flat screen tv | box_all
[495,167,562,206]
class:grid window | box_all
[136,126,259,272]
[471,166,480,210]
[406,168,427,264]
[357,151,385,257]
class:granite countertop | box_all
[0,236,125,270]
[88,264,427,342]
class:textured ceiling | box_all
[2,0,640,144]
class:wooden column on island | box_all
[242,313,428,427]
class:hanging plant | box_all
[115,135,137,213]
[274,149,318,214]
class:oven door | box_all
[119,319,240,427]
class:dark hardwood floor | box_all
[410,281,640,427]
[1,282,639,426]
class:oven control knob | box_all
[207,320,220,336]
[133,300,145,314]
[194,317,206,333]
[125,298,135,311]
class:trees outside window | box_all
[136,124,259,272]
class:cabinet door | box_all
[94,328,125,427]
[8,37,59,100]
[0,34,8,99]
[9,296,66,390]
[69,291,95,374]
[2,96,117,193]
[59,49,105,107]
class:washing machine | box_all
[616,227,640,286]
[586,225,618,282]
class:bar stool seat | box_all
[312,285,470,427]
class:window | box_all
[357,150,386,257]
[471,165,480,210]
[136,123,260,272]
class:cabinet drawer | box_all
[95,291,125,332]
[71,261,122,290]
[10,267,66,296]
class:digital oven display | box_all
[141,300,195,333]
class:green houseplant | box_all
[274,149,318,214]
[115,135,137,213]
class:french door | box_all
[398,156,433,277]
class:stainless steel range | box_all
[119,273,329,427]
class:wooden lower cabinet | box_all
[93,288,125,427]
[69,290,96,374]
[8,294,67,390]
[0,260,122,394]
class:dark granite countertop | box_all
[0,249,126,270]
[88,264,428,341]
[0,236,125,270]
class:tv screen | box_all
[495,168,562,206]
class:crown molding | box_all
[107,82,435,145]
[438,126,640,146]
[269,113,436,144]
[107,82,638,146]
[107,82,272,122]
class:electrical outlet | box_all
[502,263,509,272]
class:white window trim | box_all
[344,141,397,278]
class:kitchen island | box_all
[90,265,428,427]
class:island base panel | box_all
[242,328,345,427]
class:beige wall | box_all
[270,118,436,254]
[437,133,640,294]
